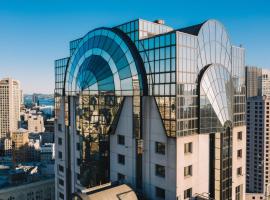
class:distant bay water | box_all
[24,94,54,107]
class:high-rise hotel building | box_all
[54,19,246,200]
[246,67,270,200]
[246,96,270,200]
[0,78,21,143]
[246,67,270,98]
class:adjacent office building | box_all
[246,96,270,200]
[246,66,270,98]
[246,66,270,200]
[0,78,21,141]
[55,19,246,200]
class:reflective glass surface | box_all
[55,57,69,118]
[200,64,233,133]
[65,28,146,96]
[137,32,177,137]
[76,92,124,187]
[197,20,231,73]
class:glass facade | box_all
[76,93,124,187]
[176,32,198,137]
[55,18,245,197]
[55,57,69,118]
[65,28,147,96]
[200,64,233,133]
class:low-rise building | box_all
[40,143,55,162]
[27,114,45,133]
[3,138,12,157]
[11,128,29,162]
[0,178,55,200]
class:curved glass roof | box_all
[197,20,232,74]
[200,64,233,126]
[64,28,147,96]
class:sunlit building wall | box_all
[0,78,21,141]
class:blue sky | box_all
[0,0,269,93]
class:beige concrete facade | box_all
[0,78,21,140]
[27,114,45,133]
[232,126,246,200]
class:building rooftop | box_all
[73,184,138,200]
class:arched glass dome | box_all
[197,20,232,73]
[200,64,233,133]
[64,28,147,96]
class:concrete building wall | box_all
[55,98,67,200]
[176,134,209,199]
[142,97,176,200]
[232,126,246,200]
[110,97,136,186]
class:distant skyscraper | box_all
[55,19,246,200]
[32,93,39,106]
[259,69,270,97]
[246,66,270,200]
[246,66,270,97]
[246,96,270,200]
[246,66,262,97]
[0,78,21,142]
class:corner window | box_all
[77,173,80,181]
[155,187,165,199]
[184,188,192,199]
[237,167,242,176]
[184,142,192,154]
[117,135,125,145]
[59,192,64,199]
[58,138,62,145]
[117,173,125,181]
[155,164,165,178]
[184,165,192,177]
[118,154,125,165]
[155,142,165,155]
[236,185,242,200]
[58,165,64,172]
[76,143,80,151]
[58,124,62,132]
[237,132,242,140]
[237,149,242,158]
[58,178,64,186]
[58,151,62,159]
[77,158,81,166]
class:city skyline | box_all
[0,0,270,93]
